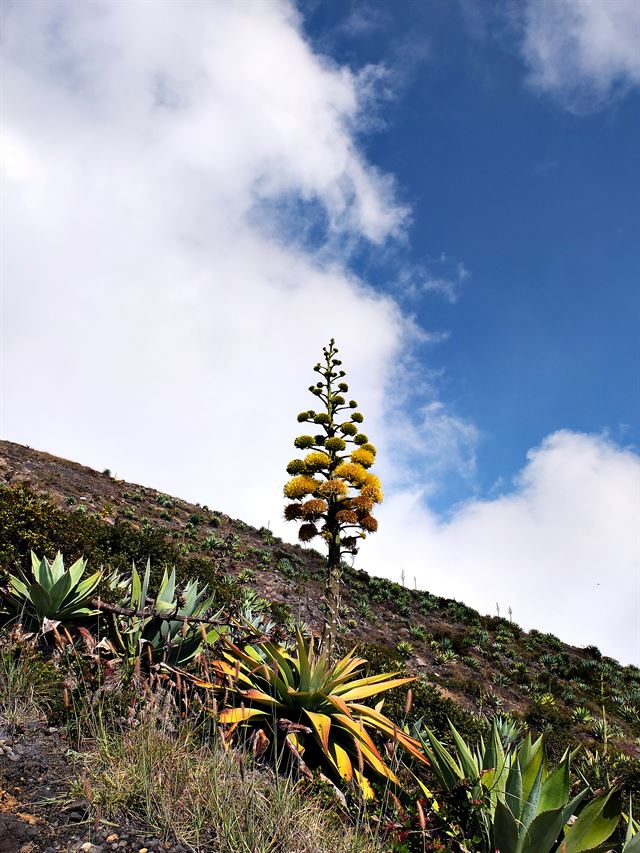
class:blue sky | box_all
[303,0,640,510]
[2,0,638,662]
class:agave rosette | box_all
[213,627,427,795]
[109,559,222,667]
[4,551,102,628]
[417,719,626,853]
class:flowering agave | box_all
[284,339,382,654]
[109,559,222,667]
[3,551,102,629]
[213,628,427,797]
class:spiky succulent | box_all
[108,560,222,667]
[2,551,102,629]
[416,717,625,853]
[213,628,427,797]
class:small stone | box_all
[106,835,119,843]
[81,844,93,852]
[139,848,148,852]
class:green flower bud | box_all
[338,382,349,392]
[349,400,358,408]
[314,434,325,445]
[313,413,330,424]
[351,412,364,423]
[297,411,311,422]
[331,395,345,405]
[354,433,368,445]
[340,422,358,436]
[324,436,346,452]
[294,435,315,449]
[286,459,307,475]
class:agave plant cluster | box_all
[417,716,639,852]
[106,560,223,668]
[2,551,640,848]
[2,551,221,670]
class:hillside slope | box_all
[1,438,638,761]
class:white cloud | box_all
[403,255,470,304]
[0,0,411,527]
[366,431,640,665]
[517,0,640,111]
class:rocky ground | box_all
[0,723,189,853]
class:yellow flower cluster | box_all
[294,435,316,449]
[304,451,331,471]
[334,461,368,486]
[318,479,348,498]
[360,473,383,504]
[340,422,358,436]
[286,458,306,475]
[351,448,375,468]
[284,475,320,500]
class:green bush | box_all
[0,485,227,604]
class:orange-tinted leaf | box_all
[328,741,353,782]
[303,709,332,754]
[354,769,375,799]
[338,676,415,702]
[218,706,268,724]
[239,688,285,707]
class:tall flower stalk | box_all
[283,339,382,656]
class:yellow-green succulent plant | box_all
[213,628,427,797]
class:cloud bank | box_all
[2,1,638,664]
[518,0,640,111]
[1,0,410,526]
[367,431,640,665]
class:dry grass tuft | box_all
[74,716,385,852]
[0,632,61,727]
